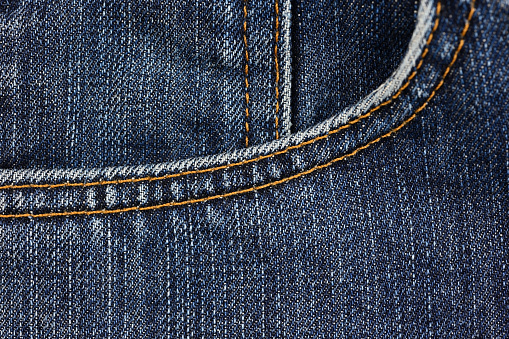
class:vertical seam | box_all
[274,0,281,139]
[243,0,250,147]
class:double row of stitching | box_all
[0,0,477,219]
[0,2,443,192]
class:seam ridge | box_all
[279,0,292,137]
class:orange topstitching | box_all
[0,2,442,193]
[243,0,250,147]
[0,0,477,218]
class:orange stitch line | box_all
[274,0,281,140]
[243,0,250,147]
[0,0,475,218]
[0,2,443,192]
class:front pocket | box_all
[0,0,478,218]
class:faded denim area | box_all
[290,0,419,132]
[0,0,418,169]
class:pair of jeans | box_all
[0,0,507,337]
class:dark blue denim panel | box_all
[0,0,508,337]
[245,0,278,147]
[291,0,419,132]
[0,0,255,169]
[244,0,292,146]
[0,107,506,339]
[0,0,19,15]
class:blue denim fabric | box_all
[0,0,293,168]
[0,0,508,337]
[290,0,420,132]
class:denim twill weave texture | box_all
[0,0,508,338]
